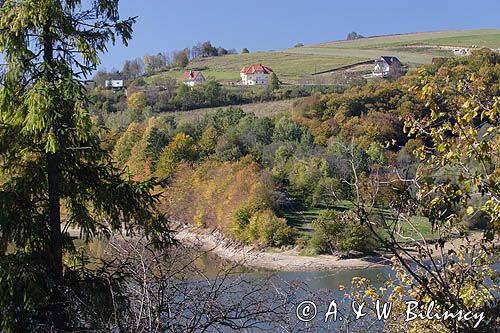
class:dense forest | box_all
[102,50,499,254]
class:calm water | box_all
[193,252,393,331]
[81,237,391,288]
[79,238,393,331]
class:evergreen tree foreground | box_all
[0,1,173,331]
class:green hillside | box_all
[286,29,500,66]
[146,53,365,84]
[314,29,500,49]
[147,29,500,85]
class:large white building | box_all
[240,64,273,85]
[180,71,206,86]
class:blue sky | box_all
[98,0,500,70]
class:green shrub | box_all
[466,209,490,230]
[289,157,329,206]
[233,206,252,238]
[245,209,296,247]
[309,225,331,254]
[310,210,376,255]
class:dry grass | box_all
[159,98,300,124]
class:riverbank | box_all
[174,226,390,272]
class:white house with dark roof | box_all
[373,56,404,78]
[105,80,124,89]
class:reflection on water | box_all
[77,238,391,290]
[74,238,393,331]
[269,267,391,290]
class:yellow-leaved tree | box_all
[346,51,499,332]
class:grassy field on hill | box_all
[282,47,445,65]
[146,53,364,84]
[314,29,500,49]
[146,29,500,85]
[283,204,437,242]
[160,98,299,124]
[284,29,500,67]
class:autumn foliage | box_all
[159,157,295,245]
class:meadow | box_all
[145,29,500,85]
[314,29,500,49]
[283,203,438,242]
[160,98,300,124]
[146,53,364,84]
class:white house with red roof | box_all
[240,64,273,85]
[180,70,206,86]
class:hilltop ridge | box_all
[145,29,499,85]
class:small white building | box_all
[372,56,404,78]
[105,80,124,89]
[453,48,472,56]
[240,64,273,85]
[180,71,206,86]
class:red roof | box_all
[241,64,273,75]
[180,70,203,81]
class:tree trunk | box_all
[47,152,63,282]
[43,18,66,330]
[43,18,63,284]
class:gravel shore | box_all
[174,226,389,272]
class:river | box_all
[80,237,393,331]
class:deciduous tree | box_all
[127,91,147,112]
[347,56,499,332]
[122,58,144,79]
[172,48,190,68]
